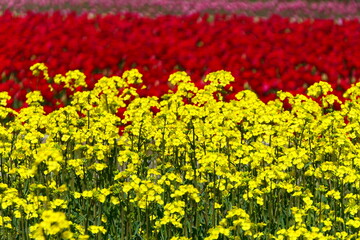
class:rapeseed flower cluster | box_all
[1,63,360,239]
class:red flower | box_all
[0,12,358,111]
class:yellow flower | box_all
[307,81,333,98]
[30,63,50,80]
[62,231,74,239]
[101,215,107,223]
[26,91,44,106]
[205,225,230,240]
[122,182,133,194]
[214,203,222,209]
[326,189,341,200]
[89,163,108,171]
[50,199,67,209]
[82,190,93,198]
[54,69,87,91]
[110,196,120,205]
[122,69,143,85]
[88,225,107,234]
[170,237,192,240]
[74,192,81,199]
[256,197,264,206]
[347,218,360,228]
[78,235,90,240]
[30,210,72,239]
[322,219,332,232]
[0,92,10,106]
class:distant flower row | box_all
[2,0,360,18]
[1,12,360,112]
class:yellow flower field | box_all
[1,64,360,239]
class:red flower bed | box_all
[1,11,360,111]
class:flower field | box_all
[1,1,360,240]
[2,11,360,113]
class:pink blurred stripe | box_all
[2,0,360,18]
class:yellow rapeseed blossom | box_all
[30,63,50,81]
[0,91,10,107]
[170,237,192,240]
[54,69,87,91]
[29,210,72,239]
[204,225,230,240]
[3,65,360,239]
[26,91,44,106]
[88,225,107,234]
[307,81,333,98]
